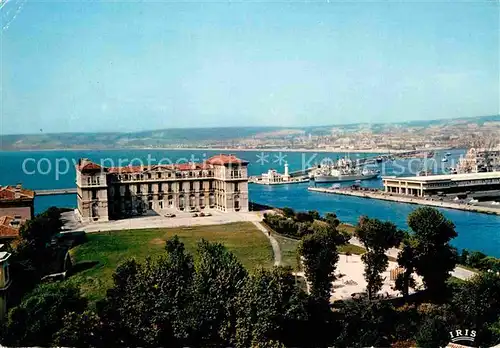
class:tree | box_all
[192,239,248,346]
[324,212,340,228]
[396,237,417,297]
[415,303,457,348]
[459,248,470,265]
[307,210,321,221]
[415,316,450,348]
[53,310,102,347]
[298,226,344,302]
[234,267,309,348]
[3,282,87,346]
[281,207,295,218]
[7,207,66,306]
[335,299,397,347]
[362,251,389,300]
[407,207,459,299]
[452,272,500,347]
[355,216,403,299]
[97,236,196,346]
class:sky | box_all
[0,0,499,134]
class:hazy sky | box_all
[1,0,498,134]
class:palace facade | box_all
[76,154,249,222]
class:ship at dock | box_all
[310,157,379,183]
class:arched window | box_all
[179,195,185,210]
[234,195,240,210]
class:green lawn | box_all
[67,222,273,303]
[338,243,366,255]
[338,223,356,235]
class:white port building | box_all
[382,172,500,197]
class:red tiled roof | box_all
[78,162,103,172]
[205,154,248,165]
[0,216,23,238]
[108,163,211,173]
[0,186,35,201]
[108,166,145,174]
[174,163,209,171]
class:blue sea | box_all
[1,149,499,256]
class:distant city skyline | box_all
[1,1,498,134]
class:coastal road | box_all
[349,237,476,281]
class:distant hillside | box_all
[1,115,499,150]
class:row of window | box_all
[111,182,240,196]
[115,170,216,182]
[87,170,245,185]
[87,177,101,185]
[425,179,500,188]
[110,194,241,211]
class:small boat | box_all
[330,183,341,189]
[445,152,452,156]
[441,157,448,163]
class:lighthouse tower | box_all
[283,162,290,181]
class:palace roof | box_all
[78,154,247,174]
[205,154,248,165]
[77,162,104,172]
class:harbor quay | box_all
[308,186,500,216]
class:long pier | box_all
[308,187,500,216]
[35,188,77,196]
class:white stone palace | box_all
[76,154,249,222]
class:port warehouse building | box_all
[382,172,500,197]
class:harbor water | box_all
[1,149,499,256]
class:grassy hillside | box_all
[66,222,273,303]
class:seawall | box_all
[308,187,500,216]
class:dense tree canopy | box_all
[3,282,87,346]
[405,207,459,299]
[263,208,345,239]
[355,216,403,299]
[2,207,500,348]
[298,224,346,302]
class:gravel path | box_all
[252,221,282,266]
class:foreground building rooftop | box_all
[0,216,25,239]
[0,185,34,201]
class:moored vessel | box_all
[311,158,379,183]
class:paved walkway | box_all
[64,209,264,233]
[252,221,282,266]
[349,237,476,281]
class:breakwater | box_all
[308,187,500,216]
[35,188,77,196]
